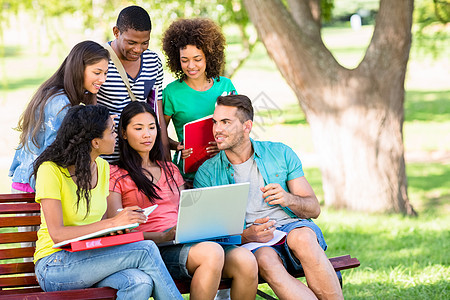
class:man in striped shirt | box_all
[97,5,167,162]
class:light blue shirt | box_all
[194,139,304,218]
[9,93,70,189]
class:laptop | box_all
[158,182,250,246]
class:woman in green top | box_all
[162,18,236,185]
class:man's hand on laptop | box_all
[241,217,276,244]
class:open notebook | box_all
[53,204,158,250]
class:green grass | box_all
[256,210,449,299]
[254,163,450,299]
[405,90,450,123]
[321,209,449,299]
[407,163,450,216]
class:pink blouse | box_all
[110,162,184,232]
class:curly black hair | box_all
[162,18,226,81]
[33,105,111,216]
[117,5,152,32]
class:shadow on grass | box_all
[407,163,450,190]
[405,90,450,123]
[406,163,450,215]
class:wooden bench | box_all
[0,193,360,299]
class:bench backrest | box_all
[0,193,42,294]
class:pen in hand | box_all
[176,141,183,165]
[250,220,276,230]
[176,149,182,165]
[117,208,144,213]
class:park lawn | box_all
[256,209,449,300]
[254,163,449,300]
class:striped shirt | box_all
[97,46,163,162]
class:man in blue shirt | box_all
[195,94,343,299]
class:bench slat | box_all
[0,287,43,295]
[0,247,35,260]
[0,275,38,289]
[0,232,38,244]
[0,262,35,276]
[0,287,117,299]
[329,255,360,271]
[0,203,40,214]
[0,194,35,203]
[0,216,41,228]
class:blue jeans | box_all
[35,240,182,300]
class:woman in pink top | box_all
[107,102,258,300]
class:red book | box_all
[52,223,142,252]
[55,231,144,252]
[183,115,214,173]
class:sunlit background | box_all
[0,1,449,298]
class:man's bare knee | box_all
[254,247,284,277]
[287,227,323,261]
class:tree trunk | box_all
[244,0,416,215]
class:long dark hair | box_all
[33,105,111,215]
[112,102,177,204]
[17,41,109,150]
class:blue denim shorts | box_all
[158,243,192,280]
[158,242,237,280]
[263,219,327,272]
